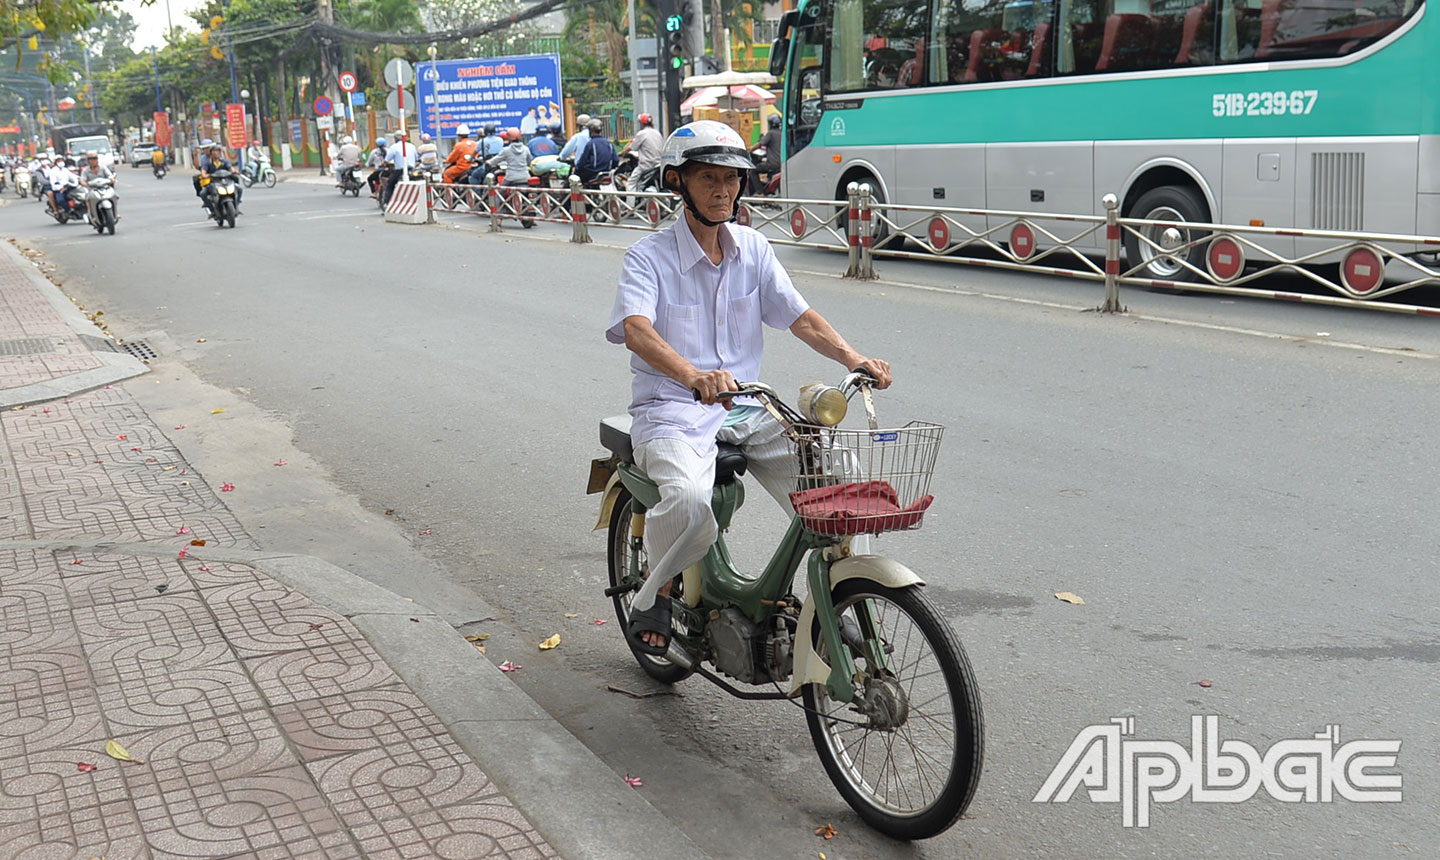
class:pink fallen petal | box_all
[220,483,235,492]
[418,529,432,535]
[623,774,643,787]
[198,566,212,572]
[274,460,288,467]
[497,661,521,673]
[174,425,186,430]
[77,762,96,773]
[42,408,50,414]
[176,527,191,535]
[68,560,83,566]
[116,434,125,440]
[130,447,142,452]
[593,619,607,625]
[177,546,189,559]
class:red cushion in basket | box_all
[789,480,934,536]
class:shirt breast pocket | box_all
[727,289,762,353]
[662,303,702,359]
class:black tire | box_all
[1123,185,1210,282]
[521,219,535,229]
[220,198,236,228]
[803,580,983,840]
[263,171,276,189]
[606,487,690,685]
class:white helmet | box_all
[576,113,591,127]
[342,136,354,145]
[456,124,471,137]
[660,121,754,226]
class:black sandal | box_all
[626,599,672,657]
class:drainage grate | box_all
[79,334,122,353]
[120,340,158,361]
[0,337,58,356]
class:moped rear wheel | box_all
[606,487,689,684]
[802,580,983,840]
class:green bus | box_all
[770,0,1434,277]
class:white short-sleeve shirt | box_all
[607,215,810,455]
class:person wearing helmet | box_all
[619,112,663,191]
[335,135,362,184]
[749,112,783,194]
[443,124,477,184]
[197,143,242,212]
[78,150,117,224]
[417,132,440,168]
[527,122,557,158]
[479,123,504,159]
[380,130,417,207]
[558,113,592,161]
[366,137,389,196]
[485,124,532,187]
[605,120,893,654]
[574,118,617,186]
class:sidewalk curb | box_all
[2,538,711,860]
[0,239,149,408]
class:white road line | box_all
[792,268,1440,361]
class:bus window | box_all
[933,0,1053,83]
[826,0,931,92]
[1220,0,1417,62]
[789,14,826,156]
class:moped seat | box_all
[599,415,749,486]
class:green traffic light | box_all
[671,57,684,69]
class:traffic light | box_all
[666,13,685,71]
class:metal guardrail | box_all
[425,179,1440,317]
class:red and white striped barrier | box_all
[384,181,431,225]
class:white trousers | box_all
[630,409,796,612]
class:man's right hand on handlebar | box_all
[688,369,737,409]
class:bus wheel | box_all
[1123,186,1210,282]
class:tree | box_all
[425,0,539,56]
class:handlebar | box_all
[690,381,776,402]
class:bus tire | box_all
[1123,185,1210,283]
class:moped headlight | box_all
[799,382,847,426]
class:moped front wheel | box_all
[802,580,983,840]
[606,487,689,684]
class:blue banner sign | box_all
[416,54,564,139]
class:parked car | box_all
[129,142,158,168]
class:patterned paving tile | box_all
[128,764,354,860]
[75,594,232,685]
[207,581,355,659]
[349,803,560,860]
[129,511,257,549]
[246,639,401,707]
[0,649,105,761]
[61,554,191,609]
[271,689,451,765]
[184,560,262,590]
[96,663,264,734]
[114,709,301,786]
[0,742,149,860]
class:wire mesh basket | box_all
[788,421,944,536]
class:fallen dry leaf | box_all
[154,584,168,594]
[539,634,561,651]
[308,623,324,632]
[77,762,96,773]
[105,740,141,764]
[623,774,643,787]
[1054,591,1085,605]
[162,465,176,471]
[464,633,491,643]
[563,612,579,618]
[497,661,521,672]
[190,539,206,547]
[814,824,836,839]
[211,408,226,414]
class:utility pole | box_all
[316,0,343,173]
[151,47,163,113]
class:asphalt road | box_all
[3,170,1437,860]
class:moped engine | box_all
[706,607,796,685]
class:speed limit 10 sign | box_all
[338,71,358,93]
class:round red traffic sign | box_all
[929,217,950,250]
[647,199,661,224]
[609,199,622,222]
[1206,235,1245,281]
[790,209,806,237]
[312,96,333,116]
[1010,223,1036,260]
[736,204,751,227]
[1341,247,1384,294]
[338,72,358,93]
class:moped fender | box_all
[789,555,926,696]
[593,470,624,531]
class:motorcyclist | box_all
[45,158,80,216]
[558,113,592,161]
[417,133,440,171]
[619,113,663,190]
[78,151,117,224]
[478,123,504,160]
[244,139,267,182]
[750,113,782,194]
[380,130,417,206]
[605,119,892,653]
[527,124,558,158]
[574,118,618,187]
[151,145,167,175]
[366,137,388,197]
[486,128,532,185]
[443,125,477,184]
[335,135,362,185]
[197,144,242,213]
